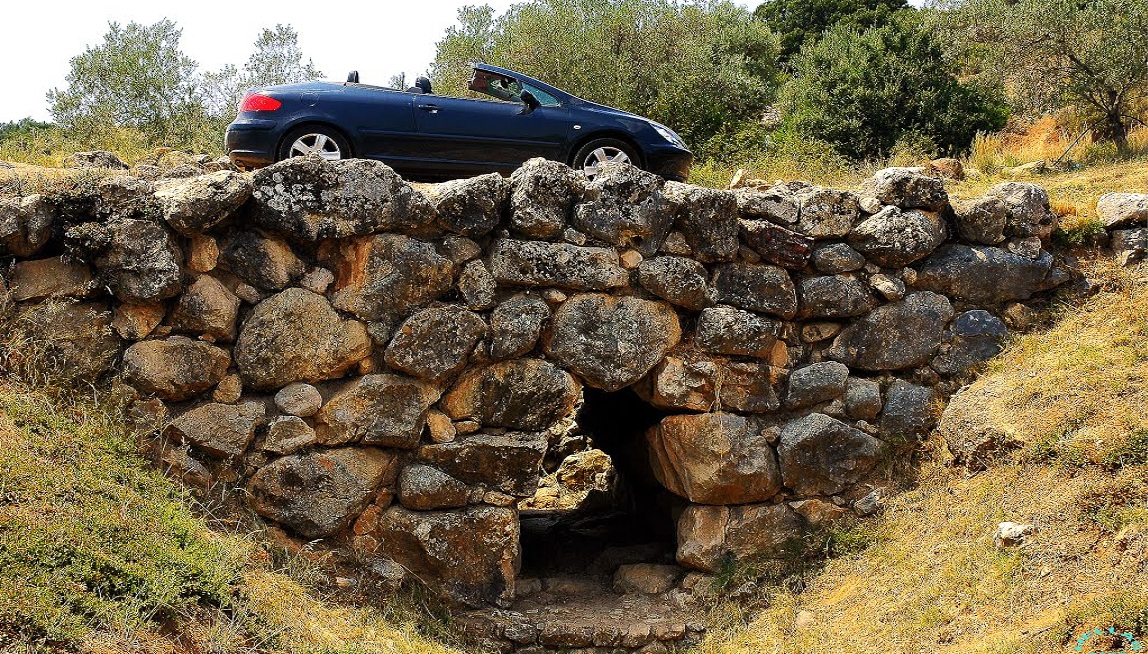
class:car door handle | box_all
[417,104,439,113]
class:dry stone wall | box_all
[0,155,1080,608]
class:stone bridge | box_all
[0,155,1075,621]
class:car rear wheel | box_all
[572,138,638,178]
[278,126,350,162]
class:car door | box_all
[411,96,571,169]
[339,86,422,161]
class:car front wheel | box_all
[572,138,639,178]
[278,126,350,162]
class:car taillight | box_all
[239,93,282,112]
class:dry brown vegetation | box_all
[696,259,1148,654]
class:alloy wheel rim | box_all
[582,147,630,177]
[289,133,342,160]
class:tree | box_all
[47,20,201,143]
[780,17,1008,159]
[200,24,322,119]
[938,0,1148,151]
[430,0,781,154]
[754,0,910,63]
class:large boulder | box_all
[95,218,184,302]
[738,219,815,269]
[122,336,231,401]
[418,432,548,496]
[427,172,509,237]
[217,230,305,291]
[694,306,780,358]
[734,184,800,224]
[314,373,442,448]
[827,292,954,371]
[250,157,434,241]
[166,401,264,458]
[248,447,399,539]
[795,187,860,239]
[487,239,628,291]
[234,288,371,390]
[488,294,551,359]
[936,377,1022,469]
[983,182,1057,239]
[509,157,586,238]
[384,306,487,382]
[329,233,455,322]
[778,413,881,496]
[785,361,849,410]
[169,274,241,342]
[811,242,866,274]
[676,503,804,572]
[14,302,121,381]
[931,309,1009,376]
[154,170,253,235]
[847,206,946,267]
[663,181,739,262]
[9,257,96,301]
[952,196,1008,245]
[64,150,129,170]
[544,294,681,391]
[1096,193,1148,229]
[914,245,1053,304]
[0,195,54,257]
[879,380,939,440]
[574,164,675,253]
[710,262,798,319]
[862,167,948,211]
[398,464,470,510]
[647,412,782,505]
[797,275,878,319]
[636,256,712,310]
[354,505,519,605]
[441,359,581,430]
[641,355,783,413]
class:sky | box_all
[0,0,768,122]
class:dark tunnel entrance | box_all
[518,387,680,579]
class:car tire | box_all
[571,138,639,179]
[277,125,351,162]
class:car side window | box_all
[522,83,560,107]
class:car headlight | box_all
[652,123,687,149]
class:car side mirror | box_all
[519,90,540,115]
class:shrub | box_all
[780,16,1009,160]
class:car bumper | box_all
[225,120,279,169]
[645,146,693,182]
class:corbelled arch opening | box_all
[517,386,679,580]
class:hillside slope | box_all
[0,380,462,654]
[696,258,1148,653]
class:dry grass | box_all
[695,261,1148,654]
[0,376,464,654]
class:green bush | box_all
[754,0,910,63]
[780,16,1009,160]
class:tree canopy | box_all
[430,0,781,154]
[201,24,322,120]
[780,16,1008,159]
[754,0,909,63]
[47,20,201,143]
[939,0,1148,150]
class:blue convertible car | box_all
[225,63,692,181]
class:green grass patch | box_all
[0,384,248,647]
